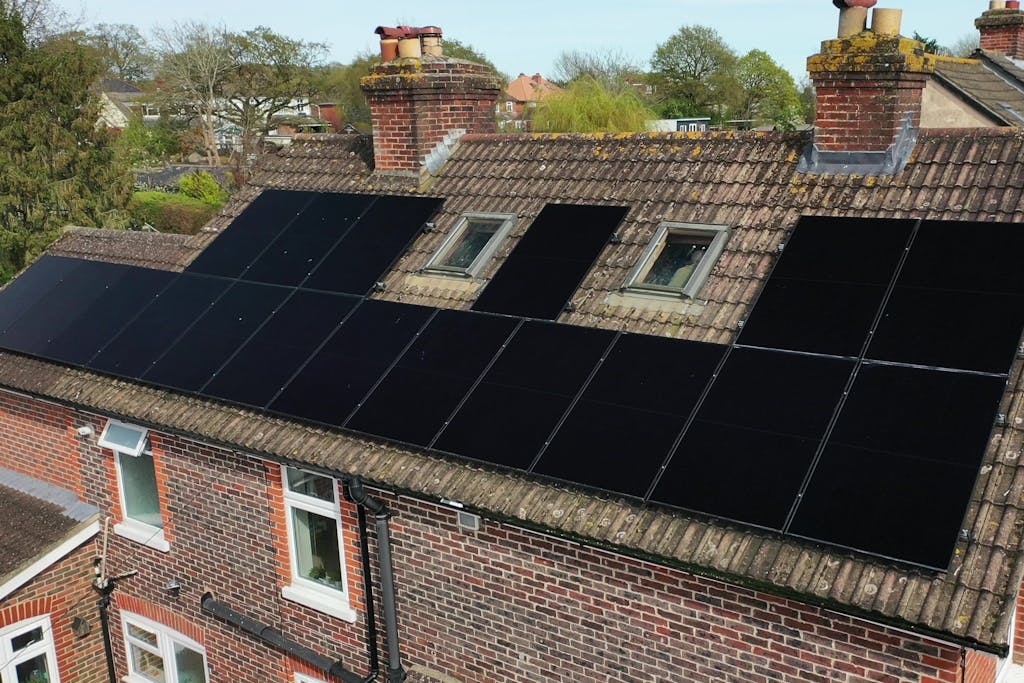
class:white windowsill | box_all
[282,583,356,623]
[113,520,170,553]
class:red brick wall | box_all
[0,392,81,496]
[1,541,106,683]
[978,11,1024,59]
[362,61,500,173]
[0,391,1007,683]
[812,74,928,153]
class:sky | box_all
[54,0,986,82]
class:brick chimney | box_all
[802,7,936,174]
[977,4,1024,58]
[360,25,501,176]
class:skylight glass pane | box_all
[98,421,148,456]
[285,468,335,502]
[641,235,712,289]
[437,220,500,270]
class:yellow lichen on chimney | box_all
[807,33,937,75]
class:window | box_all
[123,614,208,683]
[423,213,516,278]
[102,420,167,552]
[624,223,729,299]
[0,616,60,683]
[281,467,354,621]
[296,675,327,683]
[505,101,514,113]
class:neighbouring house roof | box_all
[0,468,99,597]
[505,73,560,103]
[98,77,143,95]
[48,227,203,272]
[19,126,1024,653]
[934,52,1024,124]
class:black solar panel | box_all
[142,281,289,393]
[186,190,317,278]
[738,279,886,356]
[434,321,615,469]
[304,196,442,295]
[1,259,124,357]
[472,204,627,320]
[533,335,724,498]
[202,290,359,407]
[899,219,1024,295]
[88,274,231,378]
[651,349,853,529]
[0,256,82,334]
[769,216,914,284]
[348,309,519,446]
[867,288,1024,373]
[269,299,434,426]
[789,365,1006,569]
[240,193,374,287]
[46,267,175,365]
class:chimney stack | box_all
[803,5,935,174]
[362,25,501,176]
[977,2,1024,58]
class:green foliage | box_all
[532,77,655,133]
[912,32,942,55]
[650,25,737,118]
[128,191,217,234]
[0,7,132,280]
[444,38,503,77]
[116,116,180,167]
[178,170,227,205]
[82,23,154,81]
[734,50,805,129]
[315,52,377,128]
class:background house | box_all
[4,5,1024,683]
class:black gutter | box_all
[201,593,373,683]
[346,477,407,683]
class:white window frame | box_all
[122,612,208,683]
[103,420,169,553]
[422,212,516,279]
[623,222,730,299]
[0,615,61,683]
[296,674,328,683]
[281,466,356,622]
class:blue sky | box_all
[55,0,985,82]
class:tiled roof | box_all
[933,53,1024,125]
[505,73,560,103]
[9,127,1024,651]
[48,227,203,272]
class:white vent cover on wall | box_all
[456,510,481,532]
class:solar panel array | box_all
[0,193,1019,570]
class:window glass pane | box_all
[10,627,43,653]
[438,220,500,270]
[14,653,49,683]
[99,421,148,454]
[119,452,163,529]
[291,507,343,591]
[285,468,335,502]
[127,623,158,647]
[173,642,208,683]
[130,643,166,682]
[642,235,712,289]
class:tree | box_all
[650,25,738,118]
[0,0,71,41]
[551,48,640,89]
[0,7,132,279]
[949,33,980,58]
[83,23,154,81]
[733,49,805,129]
[531,77,654,133]
[155,22,235,166]
[315,52,376,131]
[220,26,326,180]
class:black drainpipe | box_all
[201,475,405,683]
[346,476,407,683]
